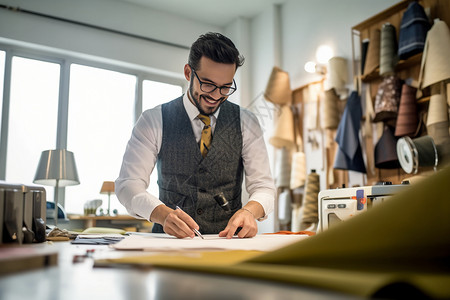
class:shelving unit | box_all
[350,0,450,184]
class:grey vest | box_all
[154,96,244,234]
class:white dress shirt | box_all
[116,93,275,222]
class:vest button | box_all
[199,188,206,193]
[198,168,206,173]
[196,208,204,215]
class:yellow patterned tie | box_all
[198,114,211,158]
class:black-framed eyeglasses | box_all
[191,68,237,96]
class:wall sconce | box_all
[304,45,334,75]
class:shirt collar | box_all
[183,91,220,121]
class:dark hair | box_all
[188,32,245,71]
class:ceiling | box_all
[121,0,286,27]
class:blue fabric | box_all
[334,91,366,173]
[398,2,431,60]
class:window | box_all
[6,56,60,204]
[0,48,184,216]
[66,64,136,215]
[142,79,182,198]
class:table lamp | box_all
[33,149,80,226]
[100,181,115,215]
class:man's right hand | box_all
[150,205,200,239]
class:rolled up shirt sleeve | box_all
[241,108,276,220]
[115,106,163,220]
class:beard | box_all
[188,80,227,116]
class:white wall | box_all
[0,0,221,82]
[0,0,402,232]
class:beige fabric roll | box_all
[427,122,450,145]
[305,83,322,130]
[290,152,306,189]
[270,105,296,150]
[264,67,292,105]
[276,147,292,188]
[363,28,381,76]
[418,20,450,90]
[327,57,348,91]
[427,93,448,126]
[322,88,340,130]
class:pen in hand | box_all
[175,206,204,239]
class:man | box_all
[116,32,275,239]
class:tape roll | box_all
[396,135,438,174]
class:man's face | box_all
[184,57,236,115]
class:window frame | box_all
[0,41,186,210]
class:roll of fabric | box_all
[375,126,400,169]
[427,93,448,126]
[373,75,403,124]
[290,151,306,189]
[418,20,450,90]
[379,23,398,76]
[360,39,370,75]
[275,147,292,188]
[398,1,431,60]
[363,29,381,76]
[427,91,449,145]
[395,84,418,137]
[270,105,296,150]
[334,92,366,173]
[300,170,320,230]
[264,66,292,105]
[322,88,340,129]
[397,135,438,174]
[327,57,348,91]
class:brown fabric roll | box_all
[395,84,418,137]
[375,126,400,169]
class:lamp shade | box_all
[33,149,80,186]
[100,181,115,194]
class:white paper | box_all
[111,234,309,252]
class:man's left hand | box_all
[219,207,258,239]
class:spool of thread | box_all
[322,88,340,130]
[300,170,320,229]
[395,84,418,137]
[379,23,398,76]
[396,135,438,174]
